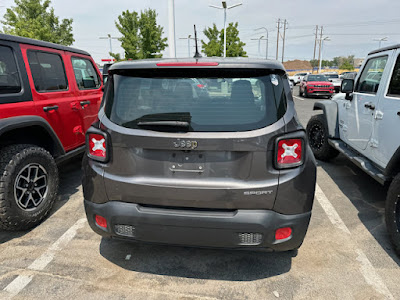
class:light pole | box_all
[209,1,242,57]
[373,37,388,48]
[255,27,269,59]
[99,34,119,59]
[168,0,176,58]
[179,35,194,57]
[318,37,330,74]
[251,36,265,58]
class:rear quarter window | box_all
[104,69,287,132]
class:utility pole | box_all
[99,34,119,59]
[276,19,281,60]
[317,26,323,73]
[282,19,288,63]
[313,25,319,61]
[168,0,176,58]
[179,35,195,57]
[312,25,319,73]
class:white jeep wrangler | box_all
[306,44,400,255]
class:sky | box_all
[1,0,400,65]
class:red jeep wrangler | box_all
[0,34,102,230]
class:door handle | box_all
[43,105,58,112]
[364,103,375,110]
[80,101,91,106]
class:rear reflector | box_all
[276,138,303,168]
[238,233,263,245]
[87,133,107,161]
[275,227,292,240]
[95,215,107,228]
[156,62,219,67]
[115,225,135,237]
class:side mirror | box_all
[341,78,354,100]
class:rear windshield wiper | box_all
[137,121,190,128]
[122,112,192,132]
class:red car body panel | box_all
[1,43,102,152]
[300,80,334,95]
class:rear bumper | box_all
[84,200,311,251]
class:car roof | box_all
[368,44,400,55]
[109,57,286,71]
[0,33,90,56]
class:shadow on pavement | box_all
[99,238,293,281]
[318,155,400,265]
[0,155,83,244]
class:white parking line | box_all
[292,95,304,101]
[315,184,394,300]
[3,218,86,299]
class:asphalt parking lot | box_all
[1,85,399,300]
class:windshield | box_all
[105,70,287,132]
[308,75,329,82]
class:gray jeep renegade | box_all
[82,58,317,252]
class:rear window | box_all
[105,69,287,132]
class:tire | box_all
[0,144,59,230]
[306,114,339,161]
[385,173,400,256]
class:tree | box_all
[340,61,354,70]
[1,0,74,46]
[201,24,222,57]
[224,22,247,57]
[111,8,168,60]
[201,22,246,57]
[139,9,168,59]
[111,10,140,60]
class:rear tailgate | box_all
[101,117,285,210]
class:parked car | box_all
[82,58,317,252]
[289,79,294,91]
[341,71,357,80]
[323,73,342,93]
[289,72,309,85]
[299,74,334,98]
[0,34,102,230]
[339,71,356,79]
[102,63,112,85]
[306,44,400,255]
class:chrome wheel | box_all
[14,163,48,211]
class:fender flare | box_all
[385,147,400,179]
[313,100,339,138]
[0,116,65,156]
